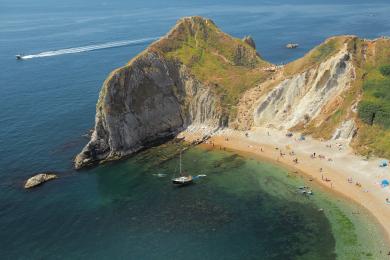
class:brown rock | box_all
[24,173,57,189]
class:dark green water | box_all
[2,142,386,259]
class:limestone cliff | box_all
[253,44,354,132]
[75,16,390,168]
[75,16,267,168]
[75,52,222,168]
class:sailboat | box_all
[172,151,193,185]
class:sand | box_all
[180,127,390,242]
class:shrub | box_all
[374,110,390,129]
[380,65,390,76]
[358,101,390,128]
[358,101,381,125]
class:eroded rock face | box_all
[74,52,222,169]
[24,173,57,189]
[332,119,357,140]
[253,49,354,130]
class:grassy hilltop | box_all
[151,16,272,116]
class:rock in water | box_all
[24,173,57,189]
[243,35,256,49]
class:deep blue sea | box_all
[1,0,390,259]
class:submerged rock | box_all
[24,173,57,189]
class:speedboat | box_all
[16,54,23,60]
[286,43,299,49]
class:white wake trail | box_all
[19,37,160,59]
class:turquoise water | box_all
[1,143,387,259]
[1,0,390,259]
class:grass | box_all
[352,124,390,158]
[155,17,271,116]
[283,37,347,76]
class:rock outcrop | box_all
[243,36,256,49]
[24,173,57,189]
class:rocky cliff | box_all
[75,16,268,168]
[75,52,222,168]
[75,16,390,168]
[254,42,355,132]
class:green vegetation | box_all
[284,37,347,76]
[354,38,390,157]
[358,66,390,129]
[353,124,390,158]
[379,64,390,76]
[154,17,271,116]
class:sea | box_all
[1,0,390,259]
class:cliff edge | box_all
[75,16,270,168]
[75,16,390,169]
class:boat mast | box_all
[179,150,182,175]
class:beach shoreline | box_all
[179,127,390,246]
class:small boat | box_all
[286,43,299,49]
[172,151,193,186]
[16,54,24,60]
[172,175,193,185]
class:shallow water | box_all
[0,143,387,259]
[1,0,390,259]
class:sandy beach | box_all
[179,127,390,243]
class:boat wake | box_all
[18,37,160,60]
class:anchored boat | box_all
[172,151,193,186]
